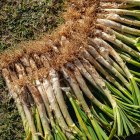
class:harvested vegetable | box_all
[1,0,140,139]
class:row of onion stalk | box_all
[1,0,140,140]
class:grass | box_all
[0,78,25,140]
[0,0,64,51]
[0,0,64,139]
